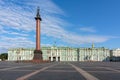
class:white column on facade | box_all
[84,49,86,60]
[21,50,22,60]
[68,49,69,61]
[96,49,98,61]
[86,49,87,61]
[79,49,81,61]
[73,49,75,61]
[71,49,73,61]
[66,48,67,61]
[65,49,67,61]
[87,49,88,61]
[82,49,84,61]
[60,49,62,61]
[91,49,93,61]
[103,49,105,61]
[69,49,70,61]
[104,49,106,61]
[89,49,90,61]
[104,50,108,60]
[83,49,85,61]
[67,48,69,61]
[56,49,58,61]
[70,49,71,61]
[80,49,81,61]
[98,50,99,61]
[51,48,53,61]
[73,49,74,61]
[89,49,91,61]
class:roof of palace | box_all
[8,46,109,51]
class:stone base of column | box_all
[33,50,43,60]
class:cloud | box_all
[0,0,64,32]
[0,26,8,34]
[0,0,65,53]
[8,32,29,37]
[58,32,111,45]
[0,0,116,53]
[79,27,96,33]
[0,36,35,51]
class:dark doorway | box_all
[49,57,51,61]
[58,57,60,62]
[53,57,56,62]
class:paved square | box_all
[0,61,120,80]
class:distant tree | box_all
[0,53,8,61]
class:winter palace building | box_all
[8,45,110,62]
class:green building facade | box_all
[8,46,110,61]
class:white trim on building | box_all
[8,47,110,62]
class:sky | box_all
[0,0,120,53]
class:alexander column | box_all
[33,7,43,60]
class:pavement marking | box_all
[16,64,57,80]
[0,65,34,71]
[7,70,35,71]
[102,67,120,73]
[87,71,118,73]
[69,63,99,80]
[51,67,73,68]
[44,70,77,72]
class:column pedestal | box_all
[33,50,43,60]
